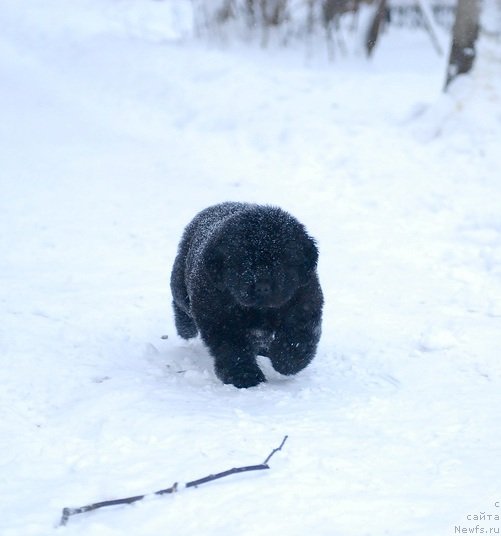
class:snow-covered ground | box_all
[1,2,500,535]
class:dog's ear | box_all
[300,237,319,282]
[204,243,226,290]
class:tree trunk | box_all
[444,0,481,90]
[366,0,387,57]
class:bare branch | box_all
[59,435,288,527]
[59,483,178,526]
[416,0,444,56]
[186,464,268,488]
[263,433,288,464]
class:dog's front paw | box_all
[216,364,266,389]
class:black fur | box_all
[170,202,323,388]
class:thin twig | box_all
[59,435,288,527]
[263,434,288,465]
[186,464,268,488]
[187,434,288,488]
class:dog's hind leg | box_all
[172,301,198,339]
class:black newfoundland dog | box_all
[170,202,323,388]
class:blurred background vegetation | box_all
[188,0,500,88]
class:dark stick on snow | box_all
[186,464,268,488]
[59,435,288,527]
[187,433,288,489]
[262,434,288,465]
[59,483,178,527]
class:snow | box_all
[1,1,500,535]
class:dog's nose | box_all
[255,279,272,297]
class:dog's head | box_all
[204,206,318,308]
